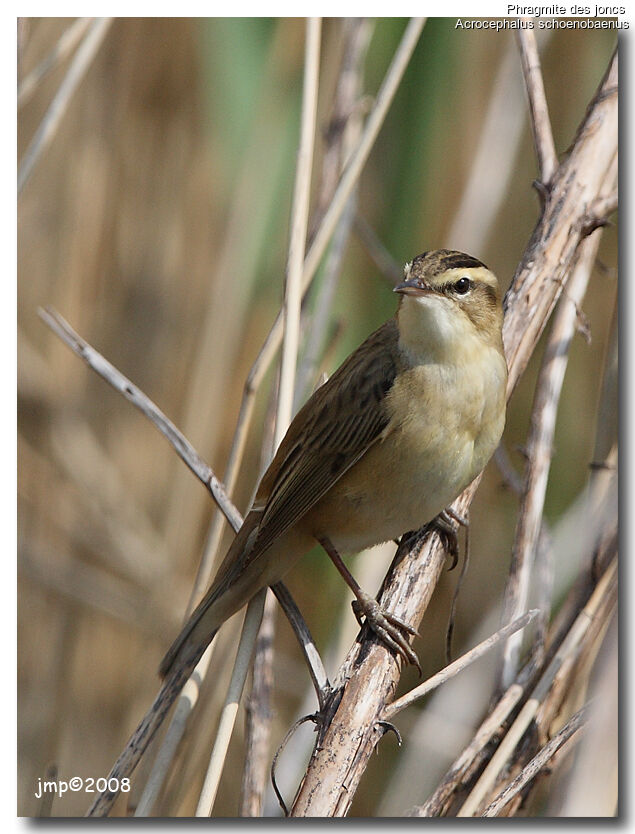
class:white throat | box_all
[397,294,478,364]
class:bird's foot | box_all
[351,590,421,674]
[318,533,421,673]
[426,508,468,570]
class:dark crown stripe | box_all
[441,253,487,271]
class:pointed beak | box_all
[394,279,434,297]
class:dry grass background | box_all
[17,18,617,816]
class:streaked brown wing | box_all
[253,319,400,556]
[159,321,401,678]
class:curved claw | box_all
[426,510,463,571]
[376,720,402,746]
[351,594,421,675]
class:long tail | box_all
[159,509,263,679]
[158,594,222,680]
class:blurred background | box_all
[17,18,617,816]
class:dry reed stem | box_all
[500,224,608,689]
[37,307,243,534]
[502,50,617,395]
[18,17,92,107]
[409,441,616,818]
[237,19,321,815]
[408,683,525,816]
[194,590,266,816]
[276,17,321,444]
[481,704,588,816]
[18,18,112,193]
[240,590,277,816]
[133,645,214,816]
[515,26,558,186]
[458,556,616,816]
[179,27,293,609]
[264,23,376,803]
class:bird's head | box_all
[394,249,504,358]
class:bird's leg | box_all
[425,508,468,570]
[317,535,421,673]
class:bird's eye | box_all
[454,276,472,295]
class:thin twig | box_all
[408,683,525,816]
[481,704,589,817]
[38,306,243,534]
[444,33,553,253]
[353,213,403,286]
[272,582,330,708]
[18,18,112,193]
[18,18,92,107]
[383,610,538,720]
[276,17,321,443]
[516,26,558,187]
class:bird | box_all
[159,249,507,681]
